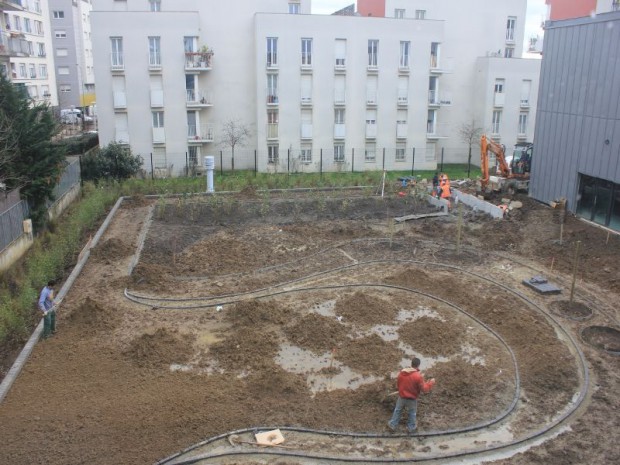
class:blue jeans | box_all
[389,397,418,431]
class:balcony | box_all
[148,53,162,72]
[152,127,165,144]
[334,89,346,106]
[426,122,448,139]
[187,124,214,143]
[334,58,346,73]
[110,52,124,72]
[430,56,453,74]
[396,123,407,139]
[267,123,278,140]
[494,92,506,107]
[428,90,440,106]
[517,132,527,140]
[184,52,213,72]
[520,98,530,109]
[334,123,345,139]
[150,89,163,107]
[113,91,127,109]
[397,89,408,106]
[366,124,377,139]
[186,89,213,107]
[366,90,378,107]
[267,93,279,106]
[300,123,313,140]
[0,1,24,11]
[300,92,312,106]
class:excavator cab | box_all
[511,143,533,175]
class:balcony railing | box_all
[520,98,530,108]
[152,127,165,144]
[267,123,278,139]
[186,89,213,106]
[115,130,129,144]
[300,92,312,105]
[0,1,24,11]
[334,123,345,139]
[184,52,213,70]
[398,89,408,105]
[187,124,214,142]
[494,92,506,107]
[148,52,162,70]
[428,90,439,105]
[300,123,313,139]
[111,52,124,71]
[267,93,279,105]
[366,90,377,106]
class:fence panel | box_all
[47,158,81,208]
[0,200,29,253]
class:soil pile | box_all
[335,334,402,376]
[208,327,280,371]
[334,291,399,326]
[283,313,348,354]
[398,316,463,356]
[91,238,133,261]
[67,297,122,333]
[224,300,292,327]
[124,328,195,368]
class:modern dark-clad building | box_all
[531,10,620,231]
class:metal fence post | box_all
[150,153,154,180]
[382,148,386,171]
[287,149,290,174]
[351,148,354,173]
[411,148,415,176]
[78,155,84,187]
[440,147,444,172]
[254,150,257,177]
[320,149,323,177]
[185,152,189,177]
[220,151,223,176]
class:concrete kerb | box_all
[452,188,505,219]
[0,196,125,404]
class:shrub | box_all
[81,143,143,182]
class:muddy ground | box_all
[0,191,618,465]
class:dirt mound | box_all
[335,334,402,376]
[209,327,280,371]
[384,267,434,289]
[245,365,310,398]
[130,262,173,290]
[283,313,348,354]
[334,291,399,326]
[398,316,463,356]
[91,238,133,261]
[224,299,292,327]
[67,297,122,333]
[124,328,194,368]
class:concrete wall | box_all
[47,182,80,221]
[0,232,33,274]
[530,11,620,210]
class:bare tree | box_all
[220,119,251,171]
[459,119,484,178]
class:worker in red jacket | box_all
[388,357,436,433]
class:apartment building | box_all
[1,0,57,106]
[91,0,540,174]
[49,0,95,113]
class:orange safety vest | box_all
[440,182,451,199]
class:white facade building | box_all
[1,0,57,106]
[92,0,540,174]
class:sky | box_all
[311,0,548,50]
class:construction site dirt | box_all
[0,190,618,465]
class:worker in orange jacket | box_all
[439,173,452,209]
[388,357,436,433]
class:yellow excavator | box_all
[480,135,531,195]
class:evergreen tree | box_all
[0,75,66,228]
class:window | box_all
[152,111,164,128]
[301,38,312,66]
[267,74,278,103]
[289,2,300,14]
[24,18,31,33]
[149,36,161,66]
[300,146,312,163]
[504,47,514,58]
[39,64,47,78]
[506,17,516,41]
[365,143,376,162]
[268,145,279,164]
[53,11,65,19]
[400,41,410,68]
[55,30,67,39]
[149,0,161,11]
[521,79,531,105]
[267,109,278,124]
[37,43,45,56]
[10,63,16,79]
[334,109,345,124]
[430,42,440,68]
[396,144,406,161]
[111,37,123,67]
[59,84,71,93]
[415,10,426,19]
[492,110,501,134]
[267,37,278,67]
[27,41,33,55]
[395,9,405,18]
[334,144,345,162]
[494,79,505,93]
[29,64,36,78]
[28,86,38,98]
[58,66,69,75]
[183,36,197,53]
[56,48,68,57]
[518,113,527,134]
[577,175,620,230]
[335,39,346,67]
[14,16,21,31]
[41,85,50,97]
[19,63,26,78]
[368,40,378,67]
[35,21,43,35]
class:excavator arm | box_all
[480,135,510,190]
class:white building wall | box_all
[91,0,540,173]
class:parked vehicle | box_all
[60,109,93,124]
